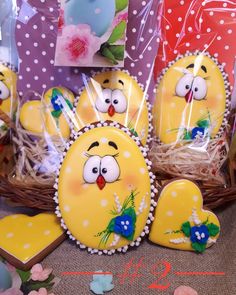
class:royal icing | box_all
[19,86,74,139]
[75,70,151,145]
[55,121,156,254]
[149,179,220,253]
[153,53,230,144]
[0,213,65,267]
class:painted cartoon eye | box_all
[100,156,120,183]
[83,155,101,183]
[192,76,207,100]
[0,81,10,100]
[95,89,112,113]
[111,89,127,113]
[175,74,194,97]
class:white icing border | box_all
[155,50,231,144]
[73,68,153,147]
[0,60,17,73]
[53,121,157,255]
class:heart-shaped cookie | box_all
[19,87,74,139]
[149,179,220,253]
[0,213,65,270]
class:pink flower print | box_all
[56,24,102,66]
[28,288,55,295]
[30,264,52,282]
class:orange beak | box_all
[185,90,194,103]
[96,175,106,190]
[108,105,115,117]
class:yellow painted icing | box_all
[153,55,226,144]
[58,126,151,250]
[149,179,220,251]
[0,64,17,116]
[19,87,74,139]
[75,71,149,145]
[0,213,64,264]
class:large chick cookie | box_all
[75,70,151,145]
[153,53,230,144]
[55,121,157,254]
[19,87,74,139]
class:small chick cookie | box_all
[149,179,220,253]
[0,63,17,117]
[19,87,75,139]
[75,70,151,145]
[0,213,66,270]
[153,52,230,144]
[55,121,157,254]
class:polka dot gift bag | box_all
[0,0,160,211]
[150,0,236,209]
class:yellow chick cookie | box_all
[19,87,75,139]
[75,70,151,145]
[149,179,220,253]
[56,121,156,254]
[153,53,229,144]
[0,63,17,116]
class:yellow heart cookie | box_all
[149,179,220,253]
[19,87,74,139]
[0,213,65,270]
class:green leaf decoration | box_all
[130,128,138,137]
[116,0,128,12]
[181,222,191,237]
[122,207,137,224]
[52,88,63,98]
[107,21,126,44]
[183,130,192,140]
[192,242,206,253]
[16,269,31,283]
[65,99,73,110]
[101,47,118,65]
[197,119,210,128]
[109,45,125,61]
[27,274,55,292]
[207,223,220,237]
[51,110,62,118]
[107,218,116,232]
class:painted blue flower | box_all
[191,127,205,140]
[113,215,134,238]
[51,95,63,111]
[190,225,209,244]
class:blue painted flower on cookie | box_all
[64,0,116,37]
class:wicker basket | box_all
[0,110,236,211]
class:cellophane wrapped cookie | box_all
[12,0,159,186]
[150,0,236,186]
[0,0,18,177]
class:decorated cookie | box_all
[153,52,230,144]
[0,63,17,116]
[75,70,151,145]
[55,121,157,254]
[64,0,116,37]
[149,179,220,253]
[19,87,74,139]
[0,213,66,270]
